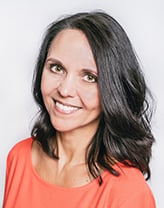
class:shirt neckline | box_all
[28,138,110,191]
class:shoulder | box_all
[104,164,156,207]
[114,164,148,188]
[7,137,33,165]
[8,137,33,156]
[119,165,151,190]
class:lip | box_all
[53,99,81,114]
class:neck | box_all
[56,127,96,165]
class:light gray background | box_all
[0,0,163,207]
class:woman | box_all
[3,11,156,207]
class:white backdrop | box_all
[0,0,163,207]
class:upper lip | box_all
[53,99,81,108]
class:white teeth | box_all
[56,101,79,113]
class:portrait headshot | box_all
[0,0,163,207]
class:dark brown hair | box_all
[32,11,155,185]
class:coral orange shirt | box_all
[3,138,156,208]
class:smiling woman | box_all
[41,29,101,133]
[3,11,156,208]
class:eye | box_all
[83,73,97,83]
[50,64,64,74]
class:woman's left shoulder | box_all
[111,164,151,192]
[106,164,156,207]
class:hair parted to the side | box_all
[31,11,155,185]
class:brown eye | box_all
[83,73,97,83]
[50,64,64,74]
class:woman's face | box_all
[41,29,101,133]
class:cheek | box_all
[78,86,101,109]
[41,79,49,100]
[40,79,50,110]
[41,73,60,96]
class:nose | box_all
[57,75,76,98]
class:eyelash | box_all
[83,73,97,83]
[48,63,97,83]
[49,64,64,74]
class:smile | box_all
[55,101,80,114]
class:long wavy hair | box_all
[31,11,155,185]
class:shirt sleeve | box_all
[3,151,12,207]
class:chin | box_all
[51,121,75,132]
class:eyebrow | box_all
[46,57,98,75]
[46,57,66,69]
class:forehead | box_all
[47,29,97,71]
[49,29,90,52]
[52,29,87,43]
